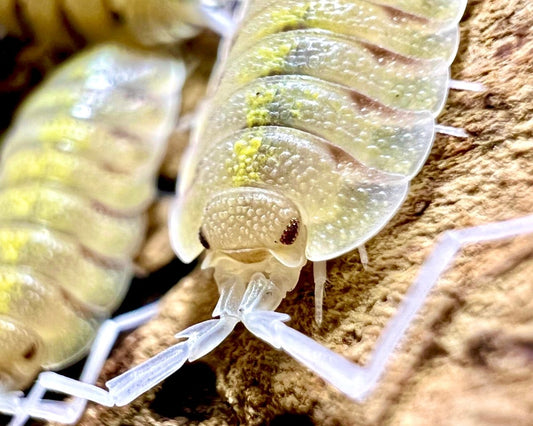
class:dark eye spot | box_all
[280,218,299,245]
[23,344,37,360]
[110,10,125,24]
[199,229,210,249]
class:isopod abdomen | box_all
[0,44,184,390]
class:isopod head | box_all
[0,318,42,391]
[196,187,307,308]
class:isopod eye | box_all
[199,228,210,249]
[110,10,124,24]
[280,218,299,245]
[22,343,37,360]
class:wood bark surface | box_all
[41,0,533,424]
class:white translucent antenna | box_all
[198,0,238,38]
[29,316,238,410]
[5,302,159,426]
[247,215,533,399]
[4,215,533,423]
[243,311,374,399]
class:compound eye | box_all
[279,218,299,245]
[198,228,210,249]
[22,343,37,361]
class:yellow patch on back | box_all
[39,116,93,151]
[237,42,294,84]
[0,271,20,314]
[245,88,277,127]
[26,88,77,111]
[259,4,311,38]
[227,132,267,186]
[0,188,36,218]
[0,230,30,263]
[5,151,75,183]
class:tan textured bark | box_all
[76,1,533,425]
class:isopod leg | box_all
[197,1,237,38]
[313,261,327,325]
[434,124,469,138]
[248,215,533,400]
[6,302,159,425]
[438,78,485,138]
[358,245,369,270]
[352,214,533,400]
[448,79,486,92]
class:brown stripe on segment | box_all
[279,22,309,33]
[57,1,88,49]
[348,89,404,116]
[90,199,142,219]
[55,279,95,318]
[381,4,429,25]
[358,39,417,65]
[14,0,35,41]
[78,243,129,270]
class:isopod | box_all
[4,0,531,424]
[0,43,185,391]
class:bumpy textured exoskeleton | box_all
[0,0,233,48]
[174,0,468,336]
[4,0,513,423]
[171,0,470,397]
[0,44,185,391]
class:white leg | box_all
[435,124,469,138]
[248,215,533,400]
[5,215,533,422]
[5,302,159,425]
[358,245,369,270]
[4,315,238,422]
[437,78,485,138]
[198,1,237,38]
[355,214,533,399]
[448,79,486,92]
[313,261,327,325]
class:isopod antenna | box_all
[7,214,533,424]
[2,302,159,426]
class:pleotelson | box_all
[0,44,183,389]
[175,0,466,263]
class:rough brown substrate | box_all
[75,1,533,425]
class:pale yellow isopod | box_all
[0,44,185,391]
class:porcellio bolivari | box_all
[0,0,231,49]
[0,44,185,391]
[33,0,472,407]
[2,1,533,421]
[173,0,468,313]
